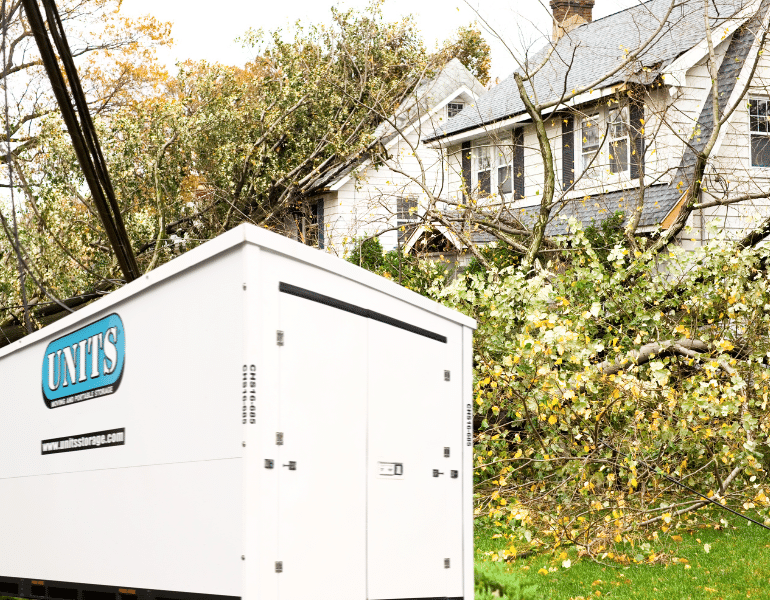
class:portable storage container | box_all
[0,224,476,600]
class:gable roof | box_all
[428,0,748,141]
[307,58,484,194]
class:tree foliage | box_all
[438,223,770,559]
[435,24,491,86]
[0,1,454,340]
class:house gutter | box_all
[424,83,630,148]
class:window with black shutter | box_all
[513,128,524,200]
[562,115,575,190]
[629,101,645,179]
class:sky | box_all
[119,0,642,81]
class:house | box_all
[309,58,485,257]
[422,0,770,253]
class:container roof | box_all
[0,225,476,359]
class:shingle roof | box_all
[426,0,768,235]
[428,0,747,141]
[516,184,680,236]
[377,58,486,143]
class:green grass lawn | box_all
[475,512,770,600]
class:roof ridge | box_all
[578,0,657,28]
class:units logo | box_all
[42,314,125,409]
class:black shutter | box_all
[461,141,471,201]
[562,114,574,191]
[316,198,324,249]
[513,128,525,200]
[630,101,645,180]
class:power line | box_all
[19,0,141,283]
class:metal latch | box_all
[444,558,451,568]
[283,461,297,470]
[275,561,283,573]
[433,469,443,477]
[444,370,451,381]
[276,331,284,346]
[378,462,403,476]
[444,447,450,458]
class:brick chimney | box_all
[550,0,594,40]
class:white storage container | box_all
[0,224,476,600]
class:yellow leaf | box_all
[548,415,558,425]
[538,568,548,575]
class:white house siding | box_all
[688,44,770,243]
[322,125,448,257]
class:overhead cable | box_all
[19,0,141,282]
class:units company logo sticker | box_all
[42,313,125,409]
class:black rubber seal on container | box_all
[0,576,239,600]
[375,597,463,600]
[279,282,447,343]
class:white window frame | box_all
[472,143,492,196]
[580,113,602,173]
[396,196,419,245]
[472,138,515,198]
[749,97,770,168]
[447,102,465,118]
[608,105,630,175]
[576,105,631,179]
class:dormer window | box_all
[447,102,465,118]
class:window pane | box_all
[609,107,628,139]
[752,134,770,167]
[448,102,464,118]
[397,197,417,220]
[582,116,601,150]
[496,144,512,167]
[610,139,628,173]
[751,99,769,133]
[478,169,491,195]
[498,165,512,194]
[473,145,491,170]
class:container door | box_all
[366,319,463,599]
[276,292,368,600]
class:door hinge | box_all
[264,459,275,469]
[276,432,284,445]
[433,469,444,477]
[451,470,459,479]
[444,370,451,381]
[276,330,284,346]
[275,561,283,573]
[444,447,450,458]
[444,558,451,568]
[283,461,297,470]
